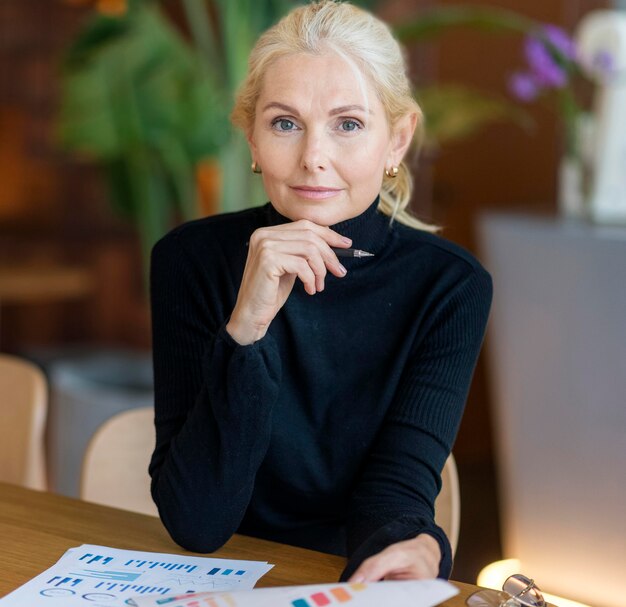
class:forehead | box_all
[258,51,381,113]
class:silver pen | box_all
[331,247,375,258]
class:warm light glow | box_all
[477,559,593,607]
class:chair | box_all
[0,353,48,490]
[81,407,460,545]
[435,453,461,556]
[80,406,158,516]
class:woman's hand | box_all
[348,533,441,582]
[226,220,351,345]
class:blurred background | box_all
[1,1,625,606]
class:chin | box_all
[295,209,348,226]
[276,205,338,226]
[279,199,357,227]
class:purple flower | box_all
[508,71,541,101]
[525,36,567,88]
[542,24,577,61]
[523,24,577,89]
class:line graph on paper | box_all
[0,544,273,607]
[67,551,256,595]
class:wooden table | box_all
[0,483,478,605]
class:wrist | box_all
[415,532,441,566]
[225,314,268,346]
[416,532,440,551]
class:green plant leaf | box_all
[394,5,535,41]
[58,4,223,160]
[417,85,533,148]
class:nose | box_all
[300,128,327,172]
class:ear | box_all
[388,112,418,166]
[247,130,258,162]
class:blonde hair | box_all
[231,0,436,232]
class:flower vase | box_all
[557,155,587,220]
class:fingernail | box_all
[338,264,347,276]
[352,575,366,583]
[341,236,352,245]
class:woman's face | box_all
[248,51,415,225]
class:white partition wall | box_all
[479,214,626,607]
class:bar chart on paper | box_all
[160,584,368,607]
[0,544,273,607]
[290,583,366,606]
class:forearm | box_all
[150,325,281,552]
[151,399,272,552]
[341,417,458,581]
[341,268,492,579]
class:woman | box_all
[149,0,492,583]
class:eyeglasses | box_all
[466,574,546,607]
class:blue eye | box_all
[340,119,361,132]
[273,118,296,131]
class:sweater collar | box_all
[265,196,392,256]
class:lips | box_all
[290,186,342,200]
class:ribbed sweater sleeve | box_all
[341,266,492,580]
[149,231,281,553]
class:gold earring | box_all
[385,166,399,178]
[251,161,262,174]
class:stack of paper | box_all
[133,579,459,607]
[0,544,459,607]
[0,544,273,607]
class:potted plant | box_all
[58,1,540,276]
[58,0,329,278]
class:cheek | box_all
[257,135,296,173]
[337,138,388,181]
[262,156,293,191]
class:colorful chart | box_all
[131,579,459,607]
[0,544,273,607]
[79,553,114,565]
[207,569,246,577]
[47,576,83,588]
[124,559,198,573]
[290,583,366,606]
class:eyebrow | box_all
[261,102,373,115]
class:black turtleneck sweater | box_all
[149,199,492,580]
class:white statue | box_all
[576,10,626,224]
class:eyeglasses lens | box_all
[466,590,512,607]
[503,575,545,607]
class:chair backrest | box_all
[434,453,461,556]
[80,406,158,516]
[0,354,48,490]
[81,407,460,540]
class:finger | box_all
[251,221,352,251]
[348,543,435,583]
[258,235,350,289]
[348,549,407,583]
[271,220,352,249]
[250,225,348,280]
[286,233,348,279]
[257,240,330,292]
[271,254,318,296]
